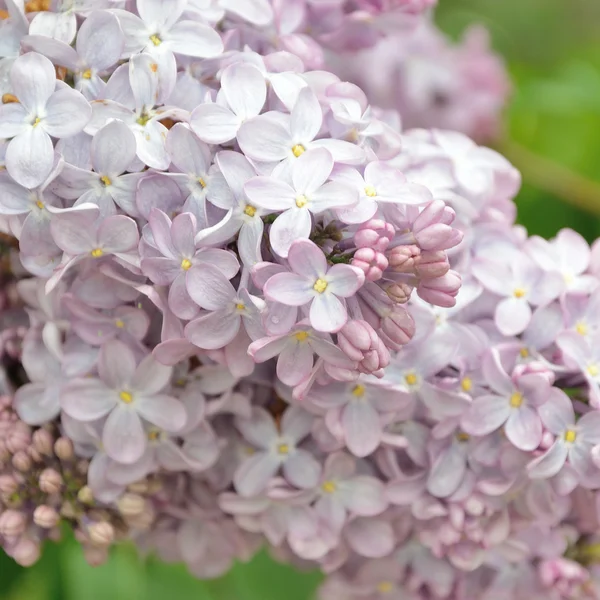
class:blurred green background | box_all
[3,0,600,598]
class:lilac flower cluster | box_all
[5,2,599,600]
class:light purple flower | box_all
[244,148,357,257]
[461,350,548,451]
[61,339,186,464]
[557,331,600,407]
[263,239,365,333]
[0,52,91,188]
[233,406,321,496]
[527,389,600,486]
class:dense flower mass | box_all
[3,1,600,599]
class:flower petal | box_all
[283,449,321,488]
[6,128,53,189]
[341,400,381,457]
[234,452,280,497]
[269,207,312,258]
[326,264,364,298]
[244,176,295,211]
[98,339,137,389]
[221,62,266,120]
[92,120,137,177]
[237,114,291,162]
[190,103,240,145]
[505,406,542,451]
[166,20,224,57]
[495,297,532,336]
[527,442,568,479]
[186,263,235,310]
[185,310,240,350]
[263,272,314,306]
[43,88,91,138]
[136,394,186,431]
[11,52,55,113]
[131,354,173,394]
[310,293,347,333]
[461,394,509,436]
[292,147,332,194]
[61,378,115,421]
[102,406,146,464]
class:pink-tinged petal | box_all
[10,52,55,113]
[482,350,513,396]
[283,449,321,488]
[471,259,511,297]
[61,378,115,421]
[310,181,357,213]
[0,103,29,138]
[527,442,568,479]
[43,88,91,138]
[537,389,574,435]
[0,177,30,215]
[288,238,328,278]
[186,264,235,310]
[141,257,180,285]
[166,20,224,57]
[98,215,139,253]
[578,411,600,444]
[461,394,509,436]
[342,477,387,516]
[281,406,314,442]
[49,208,98,254]
[107,450,155,486]
[556,331,590,369]
[571,443,600,485]
[310,293,347,333]
[134,120,170,170]
[194,210,243,246]
[505,406,542,451]
[238,219,264,267]
[6,128,53,189]
[341,401,381,457]
[556,228,590,275]
[220,0,273,25]
[234,452,280,497]
[76,10,124,72]
[221,62,266,120]
[292,147,332,194]
[264,273,314,306]
[326,264,364,298]
[248,335,288,363]
[195,249,239,280]
[168,272,199,320]
[277,341,314,387]
[345,517,394,558]
[310,138,366,165]
[131,354,172,395]
[147,207,176,257]
[314,494,346,533]
[290,87,321,144]
[166,123,211,176]
[129,53,158,115]
[98,339,137,389]
[21,34,79,71]
[386,471,427,505]
[185,310,240,350]
[237,115,291,162]
[171,212,196,257]
[92,120,137,177]
[138,0,186,27]
[102,406,146,464]
[528,271,564,306]
[426,443,467,498]
[86,100,133,135]
[214,150,255,205]
[236,407,277,448]
[244,176,295,211]
[28,11,76,45]
[495,297,532,336]
[190,103,240,144]
[269,207,312,258]
[136,394,186,431]
[14,383,60,425]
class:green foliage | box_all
[3,1,600,598]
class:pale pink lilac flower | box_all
[61,339,186,463]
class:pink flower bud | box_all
[414,251,450,279]
[512,362,556,387]
[54,437,74,461]
[33,505,60,529]
[88,521,115,546]
[417,270,461,307]
[381,307,415,345]
[6,422,32,454]
[338,320,390,374]
[117,493,146,517]
[39,468,63,494]
[385,282,412,304]
[0,474,18,495]
[12,451,32,472]
[387,245,420,272]
[11,537,40,567]
[413,200,463,251]
[354,219,395,251]
[32,429,54,456]
[0,509,27,536]
[351,248,389,282]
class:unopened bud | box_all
[39,468,63,494]
[381,308,415,346]
[388,244,420,272]
[0,474,18,495]
[6,423,31,454]
[0,509,27,536]
[77,486,94,505]
[12,451,32,472]
[117,493,146,517]
[54,437,74,461]
[124,504,155,530]
[414,250,449,279]
[88,521,115,546]
[33,505,60,529]
[384,282,412,304]
[32,429,54,456]
[10,537,40,567]
[417,270,461,308]
[351,248,388,282]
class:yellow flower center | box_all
[149,34,162,46]
[456,432,470,442]
[576,321,588,336]
[377,581,394,594]
[352,384,366,398]
[244,204,257,217]
[236,303,246,311]
[136,112,151,127]
[119,391,133,404]
[115,319,125,329]
[509,392,523,408]
[91,248,103,258]
[405,372,418,386]
[81,69,92,80]
[313,278,328,293]
[180,258,192,271]
[294,331,309,342]
[32,117,41,128]
[35,200,44,210]
[321,481,337,494]
[148,429,161,441]
[564,429,577,443]
[198,177,207,188]
[364,185,377,197]
[291,144,305,157]
[520,347,529,358]
[277,443,290,455]
[513,288,526,299]
[100,175,112,187]
[461,377,472,392]
[588,364,599,377]
[2,93,19,104]
[295,194,308,208]
[149,63,158,73]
